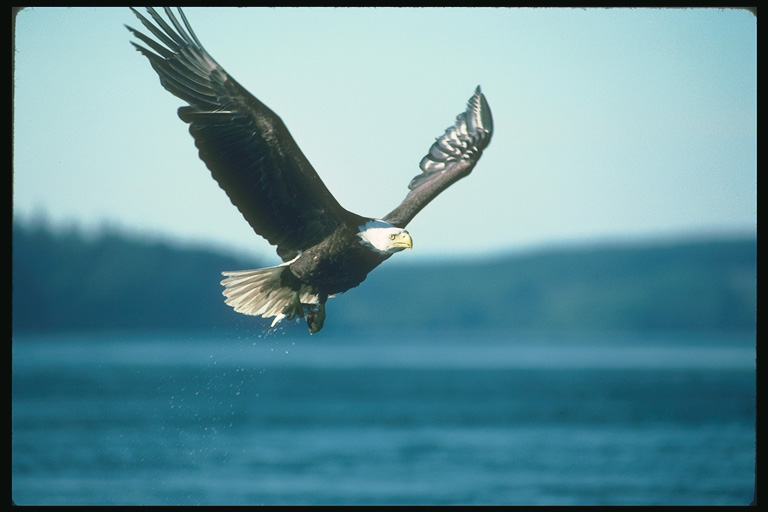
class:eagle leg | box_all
[305,293,328,334]
[281,292,305,322]
[305,302,326,334]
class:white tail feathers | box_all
[221,265,320,328]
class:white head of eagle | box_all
[357,220,413,255]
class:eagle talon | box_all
[281,293,305,321]
[306,303,326,334]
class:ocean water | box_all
[12,330,755,505]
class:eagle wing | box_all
[127,8,359,261]
[384,86,493,228]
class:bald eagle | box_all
[127,7,493,333]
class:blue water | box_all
[12,330,755,505]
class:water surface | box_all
[12,331,756,505]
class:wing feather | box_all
[127,8,359,261]
[384,86,493,228]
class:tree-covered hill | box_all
[11,221,756,335]
[11,222,260,333]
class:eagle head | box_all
[357,220,412,255]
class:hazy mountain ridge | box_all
[12,221,756,335]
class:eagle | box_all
[127,7,493,333]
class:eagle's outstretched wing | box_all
[384,86,493,228]
[127,7,361,261]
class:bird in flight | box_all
[127,7,493,333]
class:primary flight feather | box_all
[127,7,493,333]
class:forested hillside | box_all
[12,221,756,335]
[12,222,259,333]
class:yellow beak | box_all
[393,231,413,249]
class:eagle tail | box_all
[220,266,319,328]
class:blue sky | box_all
[13,7,756,263]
